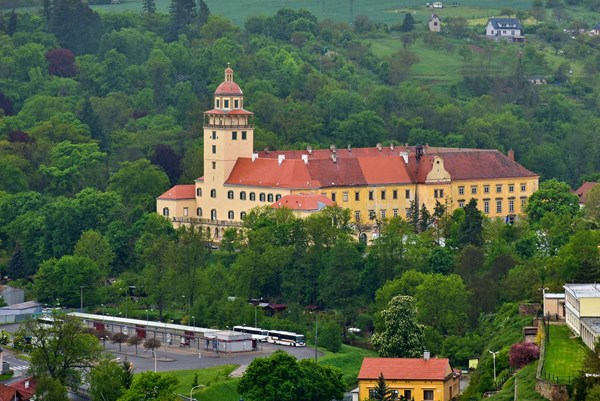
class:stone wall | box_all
[535,379,569,401]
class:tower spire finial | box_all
[225,64,233,81]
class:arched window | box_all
[227,190,234,200]
[162,207,169,216]
[210,189,217,198]
[214,227,219,238]
[359,233,367,243]
[259,193,266,202]
[240,191,246,200]
[211,209,217,220]
[240,211,247,220]
[267,194,274,202]
[250,192,256,201]
[196,188,202,197]
[228,210,234,219]
[197,208,202,217]
[275,194,282,201]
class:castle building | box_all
[157,67,539,242]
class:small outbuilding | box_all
[429,14,441,32]
[204,330,253,353]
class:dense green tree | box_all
[237,350,344,401]
[458,199,484,248]
[525,179,580,225]
[584,184,600,221]
[117,371,178,401]
[401,12,415,32]
[107,159,170,211]
[73,230,115,274]
[318,319,342,353]
[142,0,156,14]
[372,295,424,358]
[89,359,130,401]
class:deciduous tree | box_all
[372,295,424,358]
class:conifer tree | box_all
[142,0,156,14]
[401,12,415,32]
[370,373,393,401]
[7,10,17,36]
[197,0,210,25]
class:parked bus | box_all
[232,326,269,342]
[267,330,305,347]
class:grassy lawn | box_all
[492,362,547,401]
[543,324,587,382]
[166,365,241,401]
[319,344,378,388]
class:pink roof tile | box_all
[358,358,453,381]
[157,184,195,200]
[574,182,599,204]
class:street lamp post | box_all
[489,350,499,385]
[151,349,157,373]
[314,312,318,363]
[146,309,149,323]
[192,316,195,327]
[189,384,204,401]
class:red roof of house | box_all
[0,377,36,401]
[157,184,195,200]
[574,182,599,204]
[271,194,334,211]
[358,357,453,381]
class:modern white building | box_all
[564,284,600,350]
[485,18,522,40]
[204,330,254,353]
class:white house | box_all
[591,23,600,35]
[564,284,600,351]
[432,2,443,8]
[485,18,523,40]
[429,14,441,32]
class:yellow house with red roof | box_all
[358,357,460,401]
[156,66,539,242]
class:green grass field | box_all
[543,325,587,382]
[318,344,378,388]
[492,362,548,401]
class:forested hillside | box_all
[0,0,600,396]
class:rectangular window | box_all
[424,390,434,401]
[521,183,526,192]
[355,192,360,201]
[496,184,503,193]
[393,190,398,200]
[232,131,237,140]
[405,189,410,199]
[211,131,216,139]
[405,208,411,218]
[393,208,398,217]
[369,191,374,201]
[216,99,220,108]
[368,210,375,220]
[484,185,490,194]
[496,199,503,213]
[509,198,515,213]
[331,193,336,202]
[224,99,229,108]
[234,99,239,108]
[183,207,188,216]
[212,161,216,170]
[381,209,386,219]
[471,185,477,195]
[355,211,360,221]
[484,199,490,214]
[521,197,527,207]
[434,189,444,198]
[508,184,515,193]
[404,390,412,400]
[381,190,386,200]
[458,186,465,195]
[343,192,348,202]
[212,145,216,154]
[458,200,465,208]
[242,131,247,140]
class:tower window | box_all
[211,131,216,139]
[196,188,202,197]
[212,161,216,170]
[210,189,216,198]
[227,190,234,200]
[212,145,216,154]
[224,99,229,108]
[242,131,247,140]
[232,132,237,140]
[234,99,239,108]
[228,210,234,219]
[240,191,246,200]
[216,99,220,108]
[250,192,256,201]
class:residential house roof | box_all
[271,194,334,211]
[0,377,36,401]
[573,182,598,205]
[358,357,453,381]
[157,185,196,200]
[487,18,522,29]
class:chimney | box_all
[252,153,258,162]
[264,147,269,154]
[278,154,285,165]
[331,153,337,163]
[307,146,313,155]
[390,143,394,151]
[376,143,382,151]
[400,151,409,164]
[424,350,430,361]
[508,149,515,161]
[301,154,308,164]
[347,144,352,152]
[24,381,29,389]
[330,144,336,153]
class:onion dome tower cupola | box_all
[213,64,244,110]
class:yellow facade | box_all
[358,377,460,401]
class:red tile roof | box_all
[226,146,535,189]
[214,81,243,96]
[271,194,334,211]
[574,182,599,204]
[358,358,453,381]
[0,377,36,401]
[204,108,253,115]
[157,185,195,200]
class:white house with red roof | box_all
[157,66,539,242]
[358,356,460,401]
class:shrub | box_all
[509,342,540,369]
